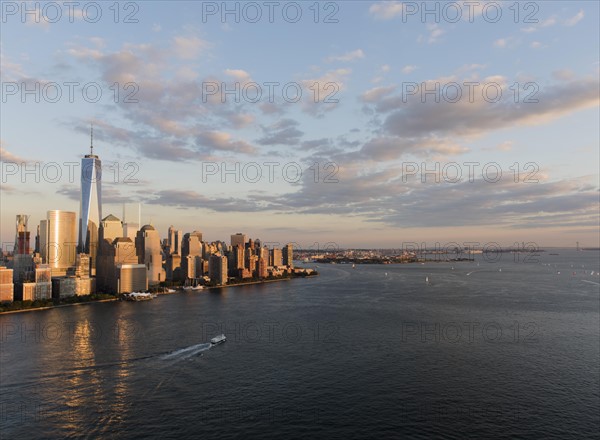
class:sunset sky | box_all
[1,1,599,249]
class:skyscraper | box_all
[167,226,183,255]
[231,233,247,248]
[209,254,228,286]
[15,215,30,255]
[283,243,293,268]
[79,126,102,274]
[41,210,77,276]
[135,225,165,285]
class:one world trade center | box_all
[79,126,102,275]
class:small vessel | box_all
[124,292,153,301]
[352,264,356,268]
[499,268,502,272]
[425,276,429,285]
[183,279,204,291]
[211,334,226,345]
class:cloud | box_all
[173,36,210,60]
[369,1,404,20]
[57,185,136,204]
[402,65,417,74]
[257,119,304,146]
[426,24,445,43]
[552,69,575,81]
[540,17,557,27]
[227,112,255,129]
[360,85,396,103]
[494,38,508,48]
[0,184,17,194]
[224,69,251,81]
[268,168,599,230]
[339,137,469,162]
[0,53,27,80]
[565,10,584,26]
[363,76,599,139]
[327,49,365,63]
[301,138,332,150]
[0,146,32,163]
[483,141,514,152]
[146,190,273,212]
[196,131,256,154]
[299,68,351,115]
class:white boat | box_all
[124,292,153,301]
[211,334,226,345]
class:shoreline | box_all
[0,275,318,315]
[0,298,119,315]
[205,276,294,290]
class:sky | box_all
[1,1,599,250]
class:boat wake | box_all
[581,280,600,286]
[160,342,212,360]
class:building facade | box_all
[209,254,228,285]
[41,210,77,277]
[79,142,102,275]
[135,225,165,286]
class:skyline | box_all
[1,1,599,248]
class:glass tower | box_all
[79,127,102,273]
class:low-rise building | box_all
[116,263,147,293]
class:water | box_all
[1,249,598,439]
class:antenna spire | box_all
[90,123,94,155]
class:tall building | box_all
[79,127,102,275]
[257,257,268,279]
[13,215,34,284]
[135,225,165,286]
[283,243,294,268]
[259,246,269,261]
[15,215,30,255]
[230,244,245,273]
[0,267,14,302]
[167,226,183,255]
[209,254,228,286]
[122,204,140,240]
[181,231,202,280]
[40,210,77,277]
[101,214,122,241]
[166,253,182,281]
[271,248,283,267]
[97,235,140,293]
[231,233,247,248]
